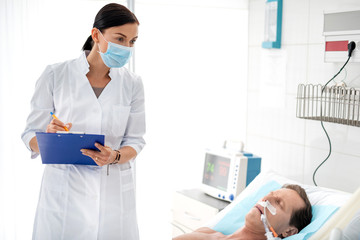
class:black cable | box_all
[312,56,351,186]
[312,42,355,186]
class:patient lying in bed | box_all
[173,184,312,240]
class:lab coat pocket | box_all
[112,105,131,137]
[39,165,69,212]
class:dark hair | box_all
[82,3,139,51]
[282,184,312,234]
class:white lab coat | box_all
[21,51,146,240]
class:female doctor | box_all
[21,3,145,239]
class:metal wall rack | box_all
[296,84,360,127]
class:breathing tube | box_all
[259,200,281,240]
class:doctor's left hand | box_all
[80,143,116,166]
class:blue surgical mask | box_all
[97,30,133,68]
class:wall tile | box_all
[247,91,263,136]
[340,63,360,88]
[305,119,350,148]
[247,135,305,182]
[304,120,336,150]
[304,103,360,157]
[249,0,265,46]
[280,95,306,144]
[304,146,360,192]
[307,0,326,44]
[248,46,262,91]
[307,43,341,85]
[284,45,308,95]
[247,94,282,139]
[248,92,305,145]
[282,0,310,45]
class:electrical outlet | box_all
[323,10,360,63]
[324,37,360,63]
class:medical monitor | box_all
[202,153,230,192]
[201,149,261,202]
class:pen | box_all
[50,112,69,131]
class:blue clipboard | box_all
[36,132,105,165]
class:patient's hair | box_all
[282,184,312,234]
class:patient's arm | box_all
[173,227,226,240]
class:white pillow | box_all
[309,187,360,240]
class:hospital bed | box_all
[203,171,360,240]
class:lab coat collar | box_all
[79,51,91,75]
[79,50,117,78]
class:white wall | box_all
[247,0,360,193]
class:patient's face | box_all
[245,188,305,236]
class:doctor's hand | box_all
[80,143,116,166]
[46,118,72,133]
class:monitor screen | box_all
[202,153,230,191]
